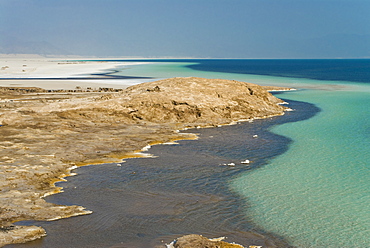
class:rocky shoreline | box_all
[0,77,292,247]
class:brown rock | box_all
[172,234,244,248]
[0,225,46,246]
[119,77,286,125]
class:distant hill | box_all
[0,35,71,56]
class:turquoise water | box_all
[232,87,370,247]
[119,60,361,90]
[123,61,370,247]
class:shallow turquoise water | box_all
[122,62,370,247]
[232,87,370,247]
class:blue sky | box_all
[1,0,369,58]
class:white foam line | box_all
[268,88,297,92]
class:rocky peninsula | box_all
[0,77,292,247]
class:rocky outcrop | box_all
[168,234,244,248]
[0,77,291,247]
[120,77,286,125]
[0,226,46,246]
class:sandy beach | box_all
[0,56,292,247]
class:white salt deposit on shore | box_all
[0,56,151,90]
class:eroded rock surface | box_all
[169,234,244,248]
[0,77,291,246]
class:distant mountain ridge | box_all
[0,35,71,56]
[1,32,369,58]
